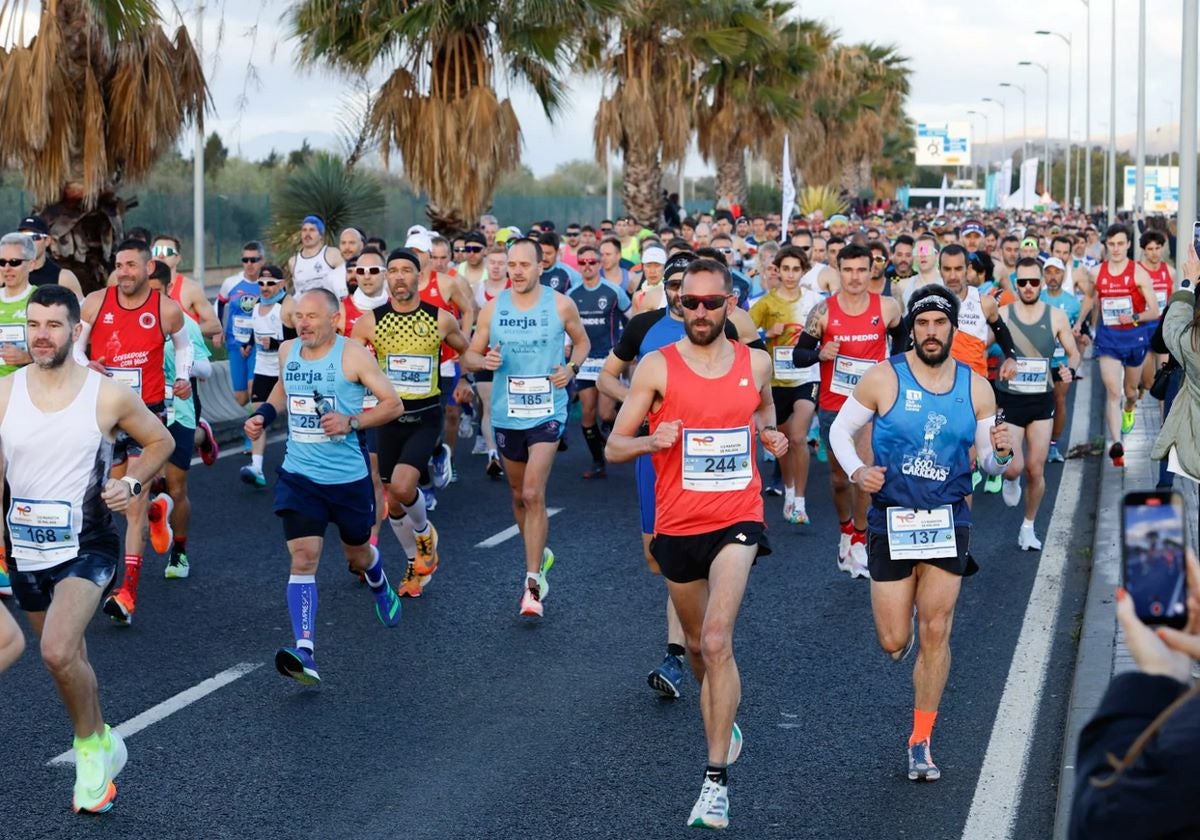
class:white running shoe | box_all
[1002,477,1022,508]
[849,541,871,579]
[686,778,730,829]
[783,499,794,521]
[471,436,488,456]
[1018,524,1043,551]
[837,532,853,573]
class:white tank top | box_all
[252,301,285,377]
[1,369,114,571]
[293,246,336,296]
[957,286,989,342]
[799,265,826,295]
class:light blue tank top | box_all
[489,287,568,430]
[281,335,368,483]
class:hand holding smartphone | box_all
[1122,490,1189,629]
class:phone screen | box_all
[1122,491,1188,628]
[1192,220,1200,259]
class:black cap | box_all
[17,215,47,236]
[664,252,697,281]
[259,264,285,281]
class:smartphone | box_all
[1122,490,1189,629]
[1192,220,1200,259]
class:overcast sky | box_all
[179,0,1194,175]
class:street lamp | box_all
[1081,0,1092,211]
[1019,60,1051,201]
[982,96,1007,163]
[1000,82,1028,164]
[1036,30,1073,208]
[968,109,990,183]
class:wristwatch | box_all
[120,475,143,496]
[760,425,778,435]
[567,361,580,376]
[348,415,361,432]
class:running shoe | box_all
[164,551,189,580]
[849,541,870,580]
[1047,443,1065,463]
[241,434,252,456]
[471,435,488,456]
[0,551,11,598]
[836,532,853,574]
[275,647,320,685]
[984,473,1003,494]
[1109,441,1125,468]
[420,485,438,512]
[458,411,474,440]
[374,581,403,628]
[763,462,783,496]
[647,653,685,699]
[519,583,543,617]
[783,501,809,525]
[686,779,730,829]
[1018,523,1043,552]
[539,547,555,599]
[907,739,941,782]
[239,465,266,487]
[1121,409,1136,435]
[971,469,982,491]
[891,608,916,664]
[430,443,453,489]
[816,435,828,463]
[147,493,174,555]
[102,589,135,626]
[448,457,458,484]
[72,725,126,814]
[582,463,607,479]
[413,524,439,576]
[197,418,219,465]
[486,453,503,479]
[1001,478,1022,508]
[727,721,743,765]
[397,561,422,598]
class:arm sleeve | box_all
[191,357,213,379]
[73,320,92,366]
[888,318,910,353]
[975,416,1012,475]
[613,312,652,362]
[989,314,1018,359]
[283,324,298,341]
[828,397,873,480]
[170,327,193,380]
[792,332,821,367]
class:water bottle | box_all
[313,391,346,442]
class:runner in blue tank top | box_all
[828,285,1015,785]
[245,288,407,686]
[466,239,590,619]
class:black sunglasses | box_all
[242,256,263,264]
[680,294,729,311]
[1015,277,1042,287]
[0,258,26,267]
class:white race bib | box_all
[1010,357,1050,395]
[8,498,75,562]
[682,427,753,492]
[361,393,379,410]
[886,505,958,561]
[1155,290,1168,311]
[773,346,805,383]
[831,354,874,396]
[0,323,25,348]
[232,315,253,344]
[387,354,434,394]
[164,384,176,425]
[107,367,141,392]
[287,394,334,444]
[506,375,553,419]
[1101,295,1133,327]
[576,357,604,382]
[255,331,275,351]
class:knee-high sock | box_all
[287,574,317,651]
[400,489,428,533]
[582,424,606,464]
[389,512,418,559]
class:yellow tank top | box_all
[371,301,442,404]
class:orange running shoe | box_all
[147,493,174,555]
[413,523,439,576]
[102,589,136,626]
[397,561,422,598]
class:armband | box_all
[792,332,821,367]
[252,403,278,428]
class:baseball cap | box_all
[405,230,433,253]
[406,224,429,238]
[1020,237,1039,250]
[961,220,985,236]
[495,226,522,245]
[17,215,48,236]
[828,214,849,226]
[1043,257,1067,272]
[642,246,667,265]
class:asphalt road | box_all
[5,387,1099,839]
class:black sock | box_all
[705,764,728,785]
[582,424,606,464]
[667,643,686,658]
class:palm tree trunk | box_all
[425,203,470,237]
[621,143,662,228]
[716,148,747,209]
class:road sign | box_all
[1123,166,1180,212]
[915,122,973,166]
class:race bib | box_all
[107,367,141,392]
[255,331,274,351]
[506,375,553,419]
[773,346,805,383]
[232,316,253,344]
[576,357,604,382]
[287,394,335,444]
[164,384,176,425]
[1155,290,1168,311]
[1101,295,1133,327]
[886,505,958,561]
[440,360,457,378]
[386,354,434,393]
[8,498,75,562]
[831,354,874,396]
[361,392,379,410]
[1010,357,1050,394]
[0,323,25,348]
[682,427,753,492]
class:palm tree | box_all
[266,151,385,255]
[585,0,746,227]
[0,1,207,290]
[291,0,611,234]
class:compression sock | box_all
[388,512,417,559]
[583,424,606,464]
[784,486,796,507]
[401,490,429,533]
[840,519,854,536]
[363,547,386,591]
[122,554,142,595]
[909,708,938,747]
[287,574,318,651]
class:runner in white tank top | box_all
[289,216,348,298]
[252,300,286,378]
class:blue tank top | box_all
[224,279,261,344]
[281,335,368,483]
[490,287,568,430]
[868,355,976,531]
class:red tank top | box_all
[169,275,201,323]
[1096,259,1146,330]
[818,293,888,411]
[1139,260,1173,314]
[420,272,461,364]
[649,342,763,536]
[91,287,167,405]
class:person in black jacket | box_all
[1071,549,1200,839]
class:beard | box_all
[915,336,952,366]
[32,341,70,370]
[684,312,726,346]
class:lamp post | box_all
[982,96,1007,164]
[1036,30,1073,207]
[999,82,1028,164]
[1179,0,1197,281]
[1108,0,1117,222]
[1019,60,1051,200]
[968,109,990,184]
[1081,0,1092,212]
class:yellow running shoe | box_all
[397,561,422,598]
[413,524,439,576]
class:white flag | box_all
[937,173,948,215]
[781,136,796,243]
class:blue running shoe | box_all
[1047,443,1065,463]
[816,435,828,463]
[907,739,940,781]
[239,465,266,488]
[420,485,438,512]
[647,653,685,699]
[374,583,402,628]
[275,647,320,685]
[430,443,453,489]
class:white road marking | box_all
[961,372,1092,839]
[48,662,262,766]
[475,508,563,548]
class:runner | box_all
[792,243,904,577]
[149,235,222,343]
[939,244,1019,380]
[632,245,668,314]
[598,236,631,292]
[1137,229,1174,396]
[464,238,590,618]
[240,265,296,487]
[0,232,37,379]
[2,284,173,811]
[1041,256,1084,463]
[468,245,511,474]
[605,257,787,829]
[569,246,631,479]
[217,241,265,411]
[1090,223,1160,466]
[828,284,1015,783]
[75,238,193,626]
[16,215,84,297]
[244,288,405,685]
[287,215,347,298]
[455,231,488,290]
[351,248,482,598]
[749,245,825,525]
[791,228,839,295]
[994,257,1080,550]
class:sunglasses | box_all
[0,258,25,267]
[1015,277,1042,287]
[578,259,599,266]
[22,232,46,241]
[796,245,811,252]
[353,266,383,276]
[872,256,887,264]
[680,294,729,311]
[453,247,466,253]
[462,246,484,254]
[566,230,581,237]
[665,280,684,290]
[242,256,263,264]
[258,278,281,286]
[151,245,178,258]
[716,247,733,254]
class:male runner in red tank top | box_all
[76,238,193,626]
[606,257,787,830]
[148,234,222,344]
[1137,228,1174,396]
[792,243,904,578]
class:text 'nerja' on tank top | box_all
[649,342,763,536]
[90,286,166,406]
[819,293,888,412]
[489,286,568,430]
[280,335,368,484]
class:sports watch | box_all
[120,476,143,496]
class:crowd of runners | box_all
[0,203,1192,829]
